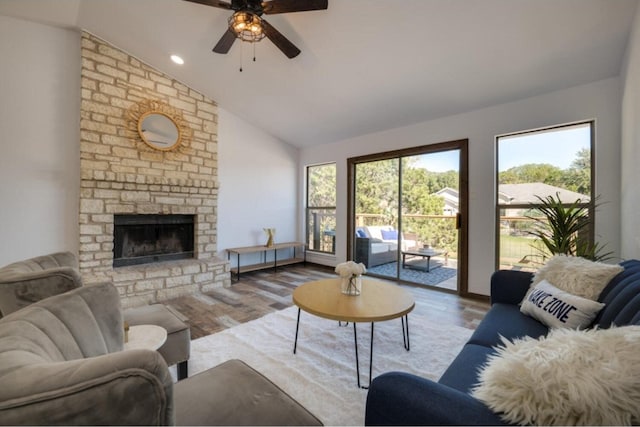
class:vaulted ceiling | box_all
[0,0,637,147]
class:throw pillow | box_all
[531,255,623,301]
[520,279,604,329]
[356,229,366,238]
[472,326,640,425]
[380,229,398,240]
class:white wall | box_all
[300,78,622,296]
[621,4,640,259]
[0,15,80,266]
[217,107,299,265]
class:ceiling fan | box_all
[183,0,328,59]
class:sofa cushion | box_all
[364,225,393,241]
[467,303,548,348]
[532,255,623,301]
[381,229,398,240]
[472,326,640,426]
[596,277,640,327]
[438,344,496,393]
[370,242,397,254]
[520,280,604,329]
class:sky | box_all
[413,150,460,172]
[412,123,590,173]
[498,123,590,171]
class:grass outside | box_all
[499,234,548,271]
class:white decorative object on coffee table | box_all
[124,324,167,351]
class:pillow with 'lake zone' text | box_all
[520,279,604,329]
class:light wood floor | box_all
[164,264,490,340]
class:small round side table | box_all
[124,324,167,351]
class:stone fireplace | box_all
[78,32,230,308]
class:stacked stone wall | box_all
[79,32,229,307]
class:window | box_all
[306,163,336,254]
[496,121,594,270]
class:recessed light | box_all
[170,55,184,65]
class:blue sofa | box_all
[365,259,640,425]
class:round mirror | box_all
[138,112,181,151]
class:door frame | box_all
[347,139,469,296]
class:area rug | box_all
[368,261,457,286]
[186,305,472,426]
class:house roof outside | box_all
[434,188,459,211]
[433,183,589,209]
[498,183,590,205]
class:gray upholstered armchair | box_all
[0,252,190,380]
[0,282,174,425]
[0,281,322,425]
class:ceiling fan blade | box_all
[261,0,328,14]
[213,28,237,54]
[182,0,232,10]
[261,19,301,58]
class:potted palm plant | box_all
[525,193,611,262]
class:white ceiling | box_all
[0,0,638,147]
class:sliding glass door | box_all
[349,141,468,294]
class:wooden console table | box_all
[226,242,306,281]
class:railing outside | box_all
[307,209,336,253]
[313,212,562,271]
[355,213,459,258]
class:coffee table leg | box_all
[293,308,301,354]
[352,322,375,389]
[402,315,410,351]
[368,322,374,388]
[353,323,361,388]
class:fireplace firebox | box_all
[113,214,195,267]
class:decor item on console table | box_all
[227,241,305,281]
[365,256,640,426]
[264,227,276,247]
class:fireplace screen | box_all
[113,214,195,267]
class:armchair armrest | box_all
[0,349,174,425]
[365,372,505,425]
[490,270,533,305]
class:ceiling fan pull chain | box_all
[253,42,257,62]
[239,41,244,72]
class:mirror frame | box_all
[127,99,191,151]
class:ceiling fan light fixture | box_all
[229,11,265,43]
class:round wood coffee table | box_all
[292,277,415,388]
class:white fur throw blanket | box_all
[472,326,640,425]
